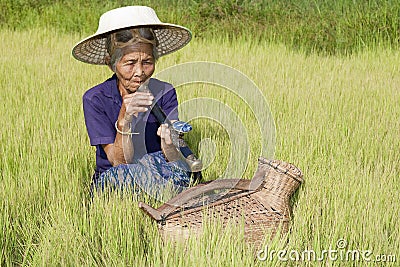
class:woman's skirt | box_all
[92,151,191,200]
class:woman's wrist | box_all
[123,114,134,123]
[115,119,138,135]
[118,117,130,129]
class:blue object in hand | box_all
[172,121,192,133]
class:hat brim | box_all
[72,23,192,65]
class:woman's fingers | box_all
[158,124,172,145]
[124,92,153,106]
[163,126,172,145]
[123,92,154,117]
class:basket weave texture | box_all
[139,158,303,247]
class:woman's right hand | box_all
[122,92,154,121]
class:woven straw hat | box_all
[72,6,192,65]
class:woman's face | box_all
[115,43,155,94]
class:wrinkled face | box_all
[115,43,155,94]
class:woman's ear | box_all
[104,55,114,72]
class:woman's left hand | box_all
[157,123,181,162]
[157,123,173,145]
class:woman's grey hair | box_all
[105,28,159,71]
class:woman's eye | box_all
[123,60,136,66]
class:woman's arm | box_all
[103,90,154,166]
[102,105,134,166]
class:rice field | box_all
[0,29,399,266]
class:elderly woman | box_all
[72,6,200,197]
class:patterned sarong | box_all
[92,151,191,199]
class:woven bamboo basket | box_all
[139,157,303,247]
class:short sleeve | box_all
[82,94,116,146]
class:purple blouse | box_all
[82,74,179,173]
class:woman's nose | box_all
[133,64,144,76]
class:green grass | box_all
[1,0,400,55]
[1,28,399,266]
